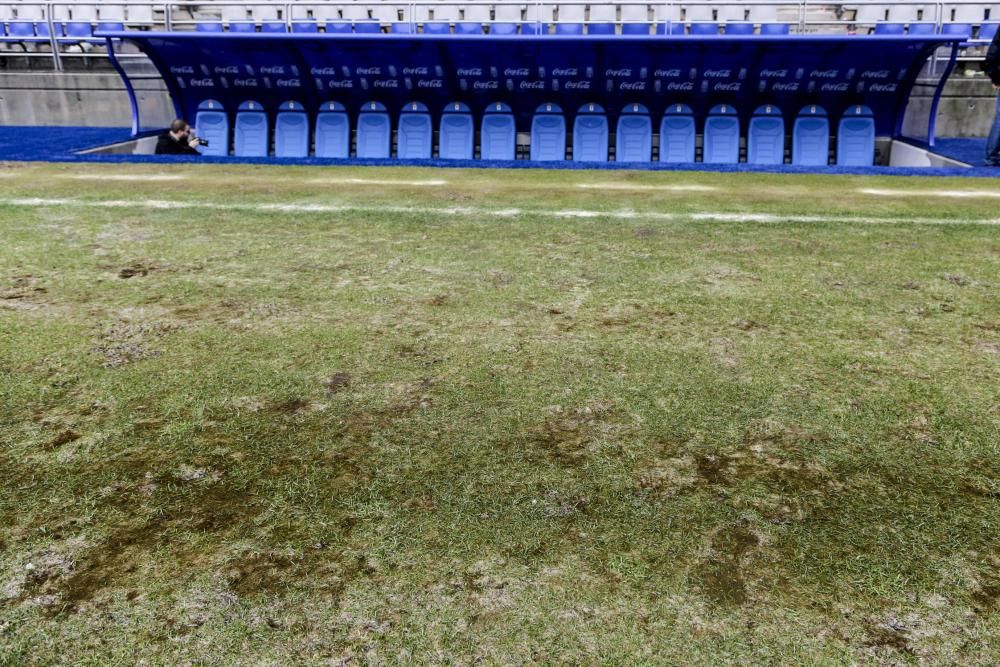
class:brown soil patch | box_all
[46,429,81,450]
[692,524,759,607]
[323,372,352,394]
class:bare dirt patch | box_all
[527,401,616,466]
[692,524,760,606]
[323,372,353,394]
[117,261,166,279]
[92,320,180,368]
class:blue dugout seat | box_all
[531,103,566,161]
[439,102,474,160]
[573,103,609,162]
[616,103,652,162]
[274,100,309,158]
[836,105,875,166]
[315,101,350,158]
[194,99,229,157]
[96,22,126,33]
[456,23,483,34]
[521,22,545,35]
[941,23,972,41]
[792,104,829,166]
[659,104,696,163]
[356,101,391,158]
[703,104,740,164]
[656,23,686,35]
[291,20,319,33]
[63,22,94,40]
[747,104,784,165]
[978,23,999,41]
[481,102,516,160]
[391,23,415,34]
[234,100,269,157]
[397,101,432,159]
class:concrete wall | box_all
[0,70,995,137]
[0,72,173,128]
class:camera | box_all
[194,137,210,147]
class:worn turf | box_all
[0,162,998,665]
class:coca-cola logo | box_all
[260,66,285,75]
[869,83,897,92]
[373,80,398,88]
[861,69,890,79]
[505,68,530,76]
[605,68,633,77]
[473,81,498,89]
[773,82,799,91]
[714,82,741,92]
[552,68,578,76]
[356,66,381,75]
[564,81,590,89]
[704,69,732,78]
[820,82,849,92]
[519,80,545,89]
[759,68,788,78]
[667,81,694,91]
[403,67,428,75]
[654,68,682,78]
[417,79,443,88]
[170,66,194,75]
[214,66,239,75]
[327,80,353,88]
[234,78,258,87]
[276,78,301,87]
[810,69,839,78]
[311,67,337,76]
[620,81,646,90]
[457,68,483,76]
[189,78,214,87]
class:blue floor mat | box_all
[2,126,1000,178]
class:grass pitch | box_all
[0,163,998,665]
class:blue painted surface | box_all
[1,126,998,178]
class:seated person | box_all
[155,119,202,155]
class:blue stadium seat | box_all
[521,22,545,35]
[423,22,451,35]
[659,104,696,163]
[656,23,686,35]
[234,100,269,157]
[391,23,416,34]
[555,24,584,35]
[573,103,609,162]
[35,22,51,38]
[836,105,875,166]
[315,101,350,159]
[6,22,37,39]
[194,99,229,157]
[491,23,518,35]
[291,20,319,33]
[261,22,287,33]
[941,23,972,41]
[589,23,616,35]
[397,101,432,159]
[725,22,755,35]
[354,22,382,34]
[325,22,353,34]
[874,23,905,35]
[703,104,740,164]
[616,103,652,162]
[274,100,309,158]
[456,23,484,34]
[747,104,785,165]
[760,23,790,35]
[978,23,999,41]
[531,103,566,161]
[690,23,721,35]
[622,23,651,35]
[792,104,829,166]
[96,22,126,33]
[196,22,224,33]
[63,22,94,39]
[439,102,473,160]
[481,102,516,160]
[229,22,258,33]
[909,23,937,35]
[356,101,391,158]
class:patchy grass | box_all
[0,162,998,665]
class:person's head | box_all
[169,119,191,140]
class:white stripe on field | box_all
[305,177,448,186]
[858,187,1000,199]
[1,197,998,226]
[575,183,718,192]
[67,174,188,182]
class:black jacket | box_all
[983,29,1000,85]
[155,132,200,155]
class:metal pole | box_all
[46,2,63,71]
[165,2,173,31]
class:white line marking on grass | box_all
[575,183,718,192]
[67,174,188,182]
[305,177,448,186]
[2,197,999,226]
[858,187,1000,199]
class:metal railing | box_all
[1,1,995,70]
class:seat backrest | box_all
[573,103,609,162]
[760,23,790,35]
[230,22,258,33]
[354,21,382,33]
[836,104,875,166]
[481,102,515,160]
[659,103,696,163]
[456,23,484,34]
[530,103,566,161]
[274,101,309,158]
[8,22,36,38]
[690,23,721,35]
[703,103,740,164]
[234,100,269,157]
[909,22,937,35]
[64,22,94,38]
[747,104,784,165]
[439,102,473,160]
[725,22,755,35]
[260,22,288,33]
[325,22,353,34]
[616,104,652,163]
[356,101,391,158]
[423,22,451,35]
[196,22,225,33]
[315,101,350,158]
[588,23,617,35]
[622,23,652,35]
[555,23,584,35]
[491,23,518,35]
[397,101,432,159]
[874,22,905,35]
[792,104,829,166]
[195,99,229,156]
